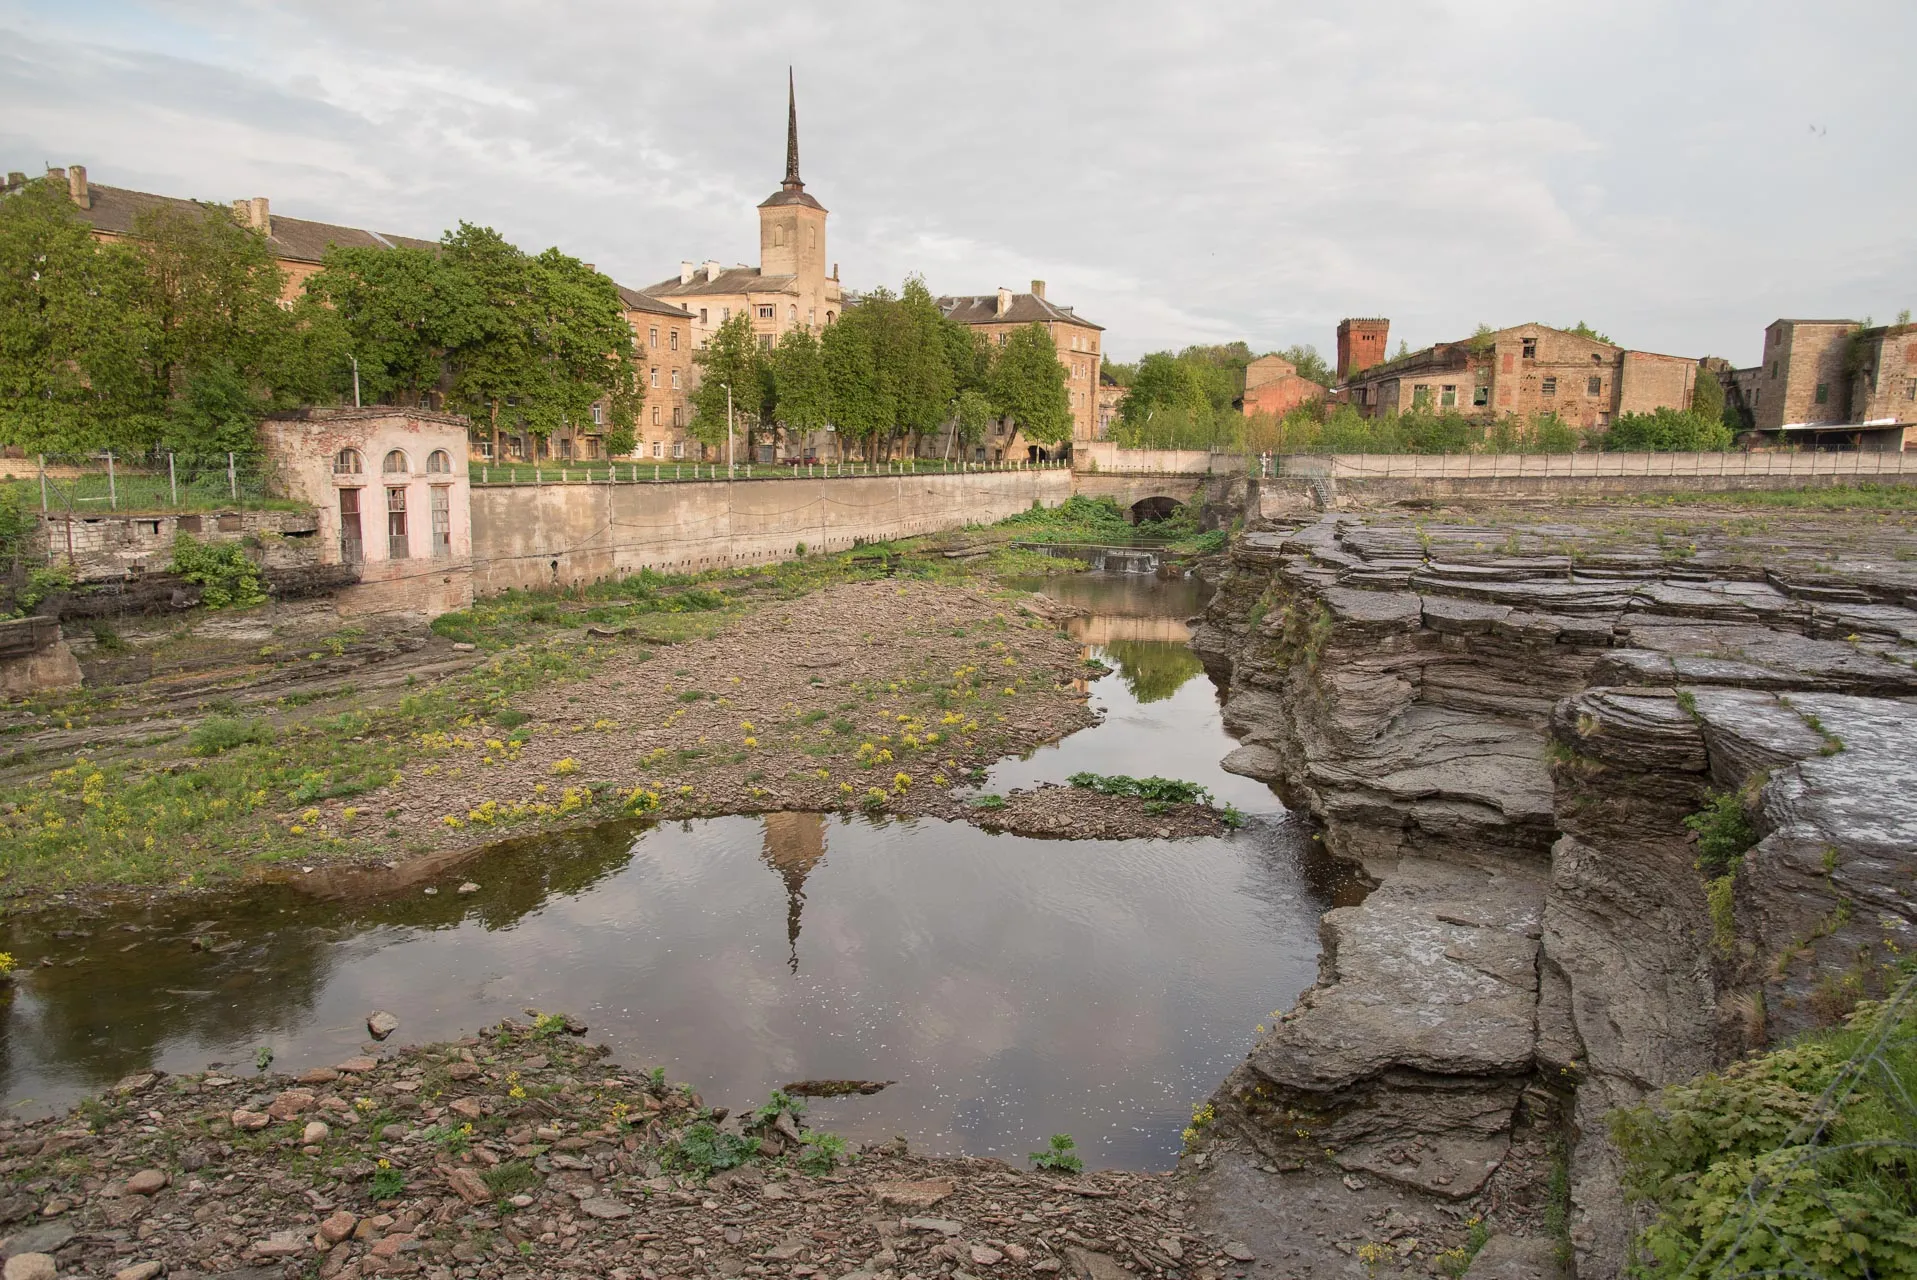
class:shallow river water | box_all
[1,572,1348,1168]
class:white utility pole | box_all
[726,383,735,478]
[350,355,361,408]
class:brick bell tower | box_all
[1337,318,1390,382]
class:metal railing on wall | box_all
[1268,451,1917,480]
[466,458,1069,485]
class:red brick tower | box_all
[1336,318,1390,382]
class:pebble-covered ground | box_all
[0,1019,1261,1280]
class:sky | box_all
[3,0,1913,365]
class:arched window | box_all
[427,449,451,474]
[789,305,798,325]
[383,449,409,474]
[825,311,835,325]
[333,448,363,475]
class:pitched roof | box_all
[640,266,798,299]
[77,182,435,263]
[759,188,826,211]
[937,292,1103,331]
[614,285,693,319]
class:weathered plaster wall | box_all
[468,468,1071,593]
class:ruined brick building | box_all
[1336,321,1698,430]
[1730,318,1916,450]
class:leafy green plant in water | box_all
[968,793,1007,810]
[1067,772,1213,806]
[170,534,267,609]
[1029,1132,1084,1174]
[255,1045,273,1073]
[751,1090,805,1128]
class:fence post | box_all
[168,452,178,506]
[227,451,237,500]
[106,451,116,509]
[38,455,48,514]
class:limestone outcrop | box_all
[1195,511,1917,1276]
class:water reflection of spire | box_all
[758,812,827,973]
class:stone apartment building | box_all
[1340,322,1698,430]
[938,282,1105,454]
[1240,354,1324,419]
[638,76,845,356]
[1732,318,1916,449]
[32,163,437,305]
[1096,374,1129,439]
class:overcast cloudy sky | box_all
[4,0,1912,364]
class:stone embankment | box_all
[1185,510,1917,1277]
[0,1020,1240,1280]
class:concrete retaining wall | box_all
[469,469,1072,594]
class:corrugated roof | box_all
[937,292,1103,332]
[78,183,434,263]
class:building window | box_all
[1440,385,1457,407]
[1905,379,1916,401]
[699,308,708,325]
[333,448,363,475]
[591,403,604,425]
[673,406,684,427]
[1541,377,1558,396]
[1352,386,1367,406]
[808,308,816,327]
[650,367,659,388]
[386,487,409,559]
[721,307,730,322]
[789,304,798,325]
[1412,384,1431,407]
[477,438,494,460]
[430,487,450,557]
[673,440,685,458]
[1521,337,1537,359]
[652,441,664,458]
[427,449,451,474]
[825,311,835,324]
[339,489,362,563]
[1772,361,1779,377]
[1473,385,1489,407]
[759,305,774,319]
[558,437,574,460]
[652,405,662,425]
[759,334,773,350]
[1587,376,1602,396]
[383,449,409,474]
[648,326,658,348]
[1815,382,1829,404]
[670,329,679,351]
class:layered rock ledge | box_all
[1188,509,1917,1276]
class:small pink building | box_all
[261,409,475,616]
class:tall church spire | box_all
[783,67,803,191]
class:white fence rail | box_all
[1273,451,1917,480]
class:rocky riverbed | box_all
[1182,504,1917,1278]
[0,1019,1255,1280]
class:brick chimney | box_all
[680,261,695,285]
[996,287,1011,317]
[231,197,270,232]
[67,164,89,209]
[1030,279,1046,300]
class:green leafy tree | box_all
[990,323,1072,446]
[821,295,893,459]
[689,310,760,451]
[1561,320,1615,344]
[1691,362,1728,429]
[1118,352,1214,436]
[0,176,160,454]
[1603,407,1733,452]
[1272,343,1334,387]
[766,325,828,450]
[302,244,451,402]
[429,225,640,451]
[894,278,956,454]
[132,200,315,455]
[949,387,994,456]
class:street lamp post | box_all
[350,355,361,409]
[725,383,735,478]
